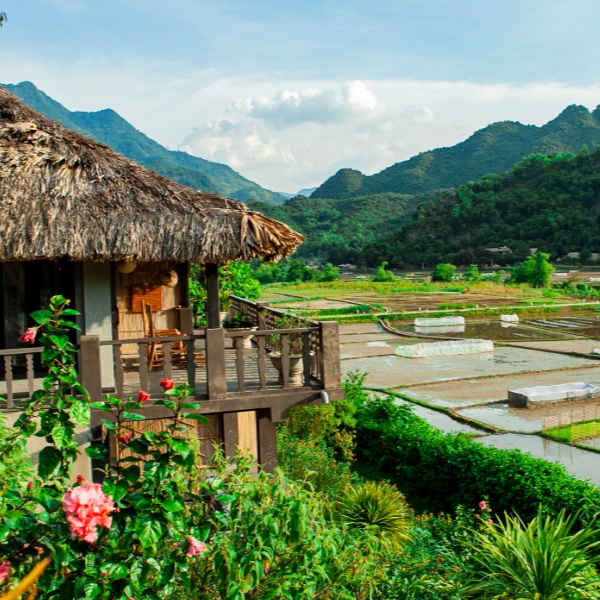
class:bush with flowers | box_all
[0,297,393,599]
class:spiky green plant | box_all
[336,480,412,549]
[465,507,600,599]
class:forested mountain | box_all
[362,149,600,268]
[247,192,421,262]
[3,81,285,204]
[312,105,600,199]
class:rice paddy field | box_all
[260,279,600,484]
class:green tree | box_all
[0,13,6,26]
[463,264,481,282]
[319,262,340,282]
[431,263,456,282]
[372,261,395,282]
[511,252,555,288]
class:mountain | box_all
[361,148,600,267]
[247,192,421,263]
[312,105,600,199]
[3,81,285,204]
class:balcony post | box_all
[79,335,103,402]
[205,262,221,329]
[257,408,277,473]
[177,307,194,335]
[319,321,341,390]
[205,328,227,400]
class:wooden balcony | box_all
[0,297,343,423]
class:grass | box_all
[545,418,600,443]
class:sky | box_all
[2,0,600,193]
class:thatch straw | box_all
[0,87,304,263]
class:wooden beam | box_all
[205,263,220,329]
[222,412,238,458]
[257,408,277,473]
[205,327,227,399]
[320,321,341,390]
[79,335,103,402]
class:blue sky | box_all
[2,0,600,191]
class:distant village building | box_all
[486,246,513,255]
[338,264,357,270]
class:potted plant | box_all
[222,310,257,348]
[268,315,311,386]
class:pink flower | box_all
[138,390,150,403]
[488,519,493,525]
[0,560,11,583]
[18,327,37,344]
[160,378,175,391]
[63,482,115,544]
[77,475,85,485]
[186,536,207,557]
[478,501,487,510]
[118,432,133,445]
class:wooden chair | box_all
[141,302,186,371]
[141,302,205,371]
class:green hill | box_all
[362,149,600,267]
[312,105,600,199]
[3,81,285,204]
[248,192,420,263]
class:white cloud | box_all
[181,79,600,192]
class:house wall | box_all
[82,262,115,389]
[115,261,185,354]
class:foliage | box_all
[336,481,412,550]
[510,252,556,288]
[320,262,340,282]
[0,296,214,599]
[352,392,600,521]
[0,13,6,26]
[248,192,420,264]
[465,507,600,599]
[189,261,262,323]
[268,315,306,354]
[186,453,388,599]
[463,264,481,282]
[221,310,254,328]
[372,261,395,282]
[431,263,456,282]
[365,147,600,267]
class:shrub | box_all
[352,393,600,521]
[465,507,600,599]
[431,263,456,282]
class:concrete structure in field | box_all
[0,87,343,478]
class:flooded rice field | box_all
[476,434,600,485]
[340,346,596,388]
[390,319,572,341]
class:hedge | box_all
[354,394,600,522]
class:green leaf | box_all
[48,334,69,350]
[70,400,91,426]
[61,308,80,316]
[122,411,146,421]
[102,478,129,502]
[135,518,165,549]
[122,465,141,484]
[167,438,191,458]
[184,413,209,423]
[85,444,108,460]
[50,425,70,449]
[158,499,184,512]
[38,446,62,479]
[105,563,130,580]
[101,419,117,430]
[30,309,53,325]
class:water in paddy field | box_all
[391,319,573,341]
[523,316,600,339]
[477,433,600,485]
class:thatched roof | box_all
[0,87,304,263]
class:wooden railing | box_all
[0,346,44,407]
[1,298,341,408]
